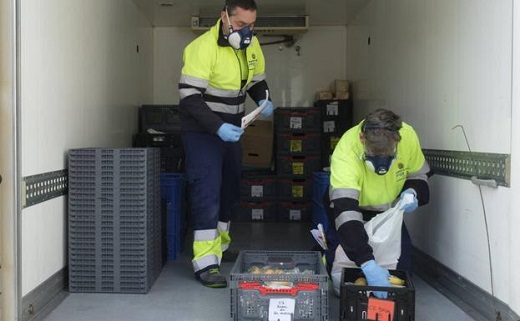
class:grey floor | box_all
[43,222,476,321]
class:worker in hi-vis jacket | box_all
[325,109,431,298]
[178,0,273,288]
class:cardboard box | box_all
[241,120,273,168]
[316,90,333,100]
[334,91,350,100]
[331,79,349,92]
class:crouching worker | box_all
[326,109,431,297]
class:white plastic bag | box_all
[330,195,414,295]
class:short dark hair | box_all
[224,0,257,15]
[362,109,402,156]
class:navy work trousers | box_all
[182,132,242,230]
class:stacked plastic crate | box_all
[314,99,353,169]
[274,107,322,222]
[133,104,184,173]
[133,105,187,262]
[68,148,162,294]
[238,171,278,222]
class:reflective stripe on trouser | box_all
[192,229,220,272]
[218,221,231,252]
[182,132,242,272]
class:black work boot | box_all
[196,266,227,288]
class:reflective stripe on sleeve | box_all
[180,74,208,88]
[335,210,363,229]
[206,101,245,114]
[330,188,360,201]
[407,162,430,181]
[180,87,203,99]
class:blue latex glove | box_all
[216,123,244,142]
[258,99,273,117]
[400,188,418,213]
[361,259,391,299]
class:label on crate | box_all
[251,185,264,197]
[326,104,339,116]
[289,210,302,221]
[291,186,304,198]
[290,140,302,152]
[292,162,304,175]
[268,298,296,321]
[323,120,336,133]
[252,209,264,220]
[367,298,395,321]
[289,117,303,129]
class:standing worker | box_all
[327,109,430,297]
[178,0,274,288]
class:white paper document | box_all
[241,90,269,129]
[268,298,295,321]
[310,223,328,250]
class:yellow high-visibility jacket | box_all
[179,19,269,133]
[329,120,430,265]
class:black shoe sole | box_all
[200,280,227,288]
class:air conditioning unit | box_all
[191,15,309,35]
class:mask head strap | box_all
[224,6,234,36]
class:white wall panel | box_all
[348,0,516,312]
[20,0,153,295]
[153,26,347,109]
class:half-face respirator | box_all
[224,8,253,50]
[364,154,395,175]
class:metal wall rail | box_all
[423,149,510,187]
[21,169,68,208]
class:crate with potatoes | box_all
[230,250,329,321]
[339,267,415,321]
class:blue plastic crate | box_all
[160,173,187,260]
[312,171,330,229]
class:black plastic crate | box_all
[159,148,184,173]
[274,107,321,132]
[340,268,415,321]
[277,201,312,222]
[237,201,277,222]
[139,105,181,134]
[277,155,321,177]
[133,133,182,148]
[314,100,353,134]
[276,131,321,155]
[132,134,184,173]
[321,134,342,168]
[240,176,277,200]
[278,177,313,200]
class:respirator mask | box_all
[364,154,395,175]
[224,7,253,50]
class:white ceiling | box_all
[131,0,370,27]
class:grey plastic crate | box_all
[230,251,329,321]
[68,148,162,294]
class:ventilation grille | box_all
[191,15,309,34]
